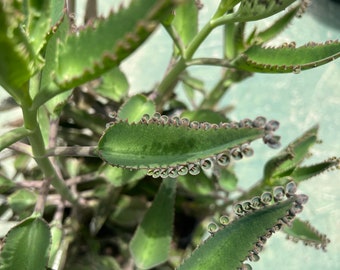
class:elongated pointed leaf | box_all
[130,178,176,269]
[178,193,306,270]
[0,1,40,100]
[232,41,340,73]
[0,216,51,270]
[35,14,71,114]
[98,115,281,176]
[255,4,300,43]
[283,218,330,251]
[25,0,65,54]
[0,127,32,151]
[234,0,296,21]
[264,125,318,182]
[290,157,340,182]
[55,0,177,89]
[172,0,198,48]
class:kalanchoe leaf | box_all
[234,0,297,22]
[0,127,32,152]
[264,125,318,183]
[95,67,129,102]
[0,0,41,101]
[130,178,176,269]
[98,114,281,177]
[178,184,307,270]
[232,40,340,73]
[172,0,198,51]
[0,216,51,270]
[283,218,330,251]
[55,0,178,89]
[117,94,155,123]
[255,4,300,44]
[290,157,340,183]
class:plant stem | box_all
[45,146,98,157]
[155,9,236,108]
[22,106,78,211]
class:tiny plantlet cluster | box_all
[0,1,339,270]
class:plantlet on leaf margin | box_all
[178,181,311,270]
[98,113,281,178]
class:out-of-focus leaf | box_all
[35,15,70,113]
[95,68,129,102]
[110,195,148,227]
[100,165,146,187]
[117,94,155,123]
[172,0,198,48]
[130,178,176,269]
[0,0,41,101]
[178,173,214,195]
[181,109,228,124]
[218,168,238,192]
[0,127,32,152]
[7,189,37,214]
[0,216,51,270]
[0,175,15,194]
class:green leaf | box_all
[283,218,330,251]
[0,175,15,194]
[290,157,340,183]
[0,216,51,270]
[98,115,280,174]
[178,173,214,196]
[0,0,39,101]
[130,178,176,269]
[218,168,238,192]
[172,0,198,47]
[110,195,148,227]
[181,109,228,124]
[7,189,37,218]
[255,4,300,44]
[234,0,296,21]
[178,194,305,270]
[118,94,156,123]
[33,14,70,112]
[95,67,129,102]
[48,222,63,268]
[25,0,64,54]
[100,165,146,187]
[264,125,318,182]
[55,0,177,89]
[232,41,340,73]
[0,127,32,152]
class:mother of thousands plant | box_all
[0,0,339,269]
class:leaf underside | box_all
[233,41,340,73]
